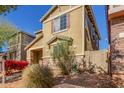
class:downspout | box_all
[106,5,112,76]
[82,6,85,56]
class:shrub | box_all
[16,61,28,70]
[52,40,76,75]
[22,64,55,88]
[4,60,28,76]
[58,62,69,75]
[5,60,28,70]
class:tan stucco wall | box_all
[42,6,84,57]
[85,50,108,73]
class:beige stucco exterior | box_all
[25,5,100,65]
[43,6,84,57]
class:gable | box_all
[41,5,77,22]
[50,6,70,17]
[25,33,43,50]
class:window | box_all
[53,14,67,33]
[60,14,67,30]
[53,17,60,32]
[52,41,69,58]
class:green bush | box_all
[58,62,69,75]
[52,40,76,75]
[22,64,55,88]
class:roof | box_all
[25,31,43,50]
[85,5,100,39]
[35,29,42,34]
[40,6,57,22]
[9,31,35,39]
[47,35,73,45]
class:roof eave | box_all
[25,34,43,50]
[40,6,57,23]
[86,5,101,40]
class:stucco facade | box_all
[25,5,100,68]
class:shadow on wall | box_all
[77,50,108,74]
[77,55,107,75]
[110,37,124,87]
[111,38,124,72]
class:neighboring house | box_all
[108,5,124,78]
[8,31,35,61]
[25,5,100,65]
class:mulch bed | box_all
[54,73,118,88]
[0,73,122,88]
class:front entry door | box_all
[32,49,43,64]
[35,51,42,64]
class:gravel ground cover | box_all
[0,73,120,88]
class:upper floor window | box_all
[53,14,67,33]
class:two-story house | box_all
[25,5,100,68]
[8,31,35,61]
[108,5,124,79]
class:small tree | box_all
[52,38,76,75]
[0,5,17,15]
[0,20,18,51]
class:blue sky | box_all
[0,5,108,50]
[92,5,108,50]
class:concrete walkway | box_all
[53,83,82,88]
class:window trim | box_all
[52,28,67,34]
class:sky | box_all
[0,5,108,50]
[92,5,108,50]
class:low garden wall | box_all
[84,50,108,73]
